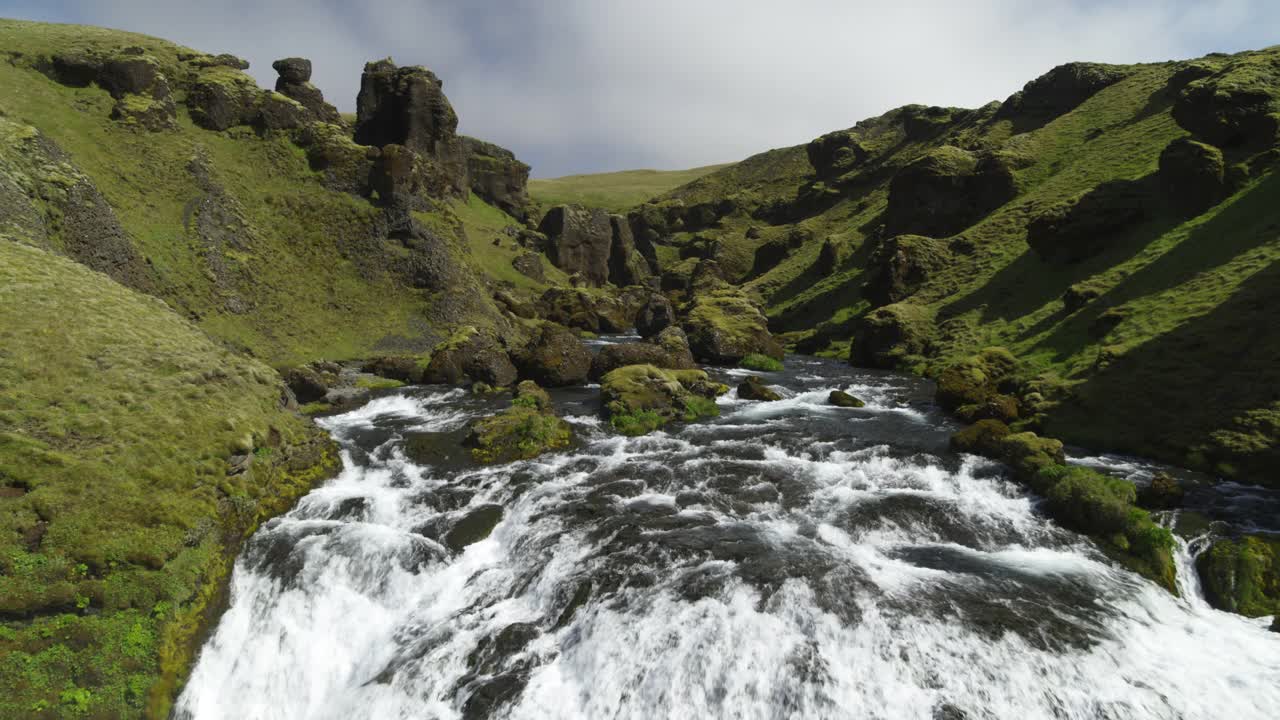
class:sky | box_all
[3,1,1278,177]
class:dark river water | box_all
[175,348,1280,719]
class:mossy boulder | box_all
[740,353,784,372]
[1172,54,1280,148]
[423,327,518,387]
[464,385,573,464]
[849,302,935,369]
[511,252,545,282]
[1136,473,1186,510]
[1027,179,1150,263]
[537,204,614,286]
[900,105,960,139]
[807,130,871,180]
[1196,536,1280,617]
[935,347,1020,413]
[738,375,781,402]
[1158,137,1226,216]
[590,337,694,381]
[187,66,260,131]
[295,121,374,195]
[682,288,783,364]
[884,146,1017,238]
[514,323,592,387]
[828,390,866,408]
[864,234,953,307]
[601,365,728,435]
[949,419,1013,455]
[607,214,653,287]
[464,137,531,220]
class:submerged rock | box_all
[828,390,865,408]
[443,504,504,550]
[737,376,781,402]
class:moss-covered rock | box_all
[600,364,727,435]
[737,375,782,402]
[514,323,592,387]
[740,353,784,372]
[1158,137,1226,216]
[589,339,694,381]
[935,347,1020,412]
[1172,53,1280,148]
[635,292,675,338]
[186,66,260,131]
[682,288,783,364]
[1136,473,1186,510]
[464,386,573,464]
[884,146,1017,238]
[864,234,953,307]
[806,130,871,180]
[537,287,634,333]
[1027,180,1150,263]
[949,419,1013,455]
[998,62,1132,123]
[849,302,935,369]
[423,327,518,387]
[464,136,531,220]
[1196,536,1280,617]
[537,204,614,286]
[828,390,866,408]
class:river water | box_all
[175,353,1280,719]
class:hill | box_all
[625,51,1280,484]
[528,163,732,212]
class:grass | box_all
[528,164,733,212]
[740,353,784,372]
[0,242,338,718]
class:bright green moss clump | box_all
[740,353,784,372]
[1196,536,1280,617]
[0,242,339,717]
[464,382,572,463]
[601,365,727,435]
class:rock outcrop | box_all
[464,381,573,464]
[998,62,1132,124]
[884,146,1017,238]
[681,288,783,365]
[1172,54,1280,148]
[600,365,727,435]
[43,49,177,131]
[272,57,341,123]
[635,293,675,338]
[463,137,531,219]
[514,323,592,387]
[422,328,518,386]
[863,235,952,307]
[807,130,870,180]
[589,328,696,380]
[1158,138,1227,215]
[537,287,635,333]
[537,205,614,286]
[849,302,935,369]
[1027,180,1149,263]
[607,215,653,287]
[354,59,468,197]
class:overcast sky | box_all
[4,1,1278,177]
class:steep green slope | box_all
[632,50,1280,485]
[0,18,538,368]
[0,242,339,718]
[529,163,733,212]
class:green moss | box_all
[0,242,339,717]
[355,377,405,391]
[610,409,666,436]
[528,164,732,212]
[1196,536,1280,617]
[466,405,572,464]
[600,365,726,435]
[740,353,784,372]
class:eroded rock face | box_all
[635,293,675,338]
[538,205,614,287]
[423,328,518,386]
[272,57,341,123]
[463,137,531,219]
[44,51,177,131]
[807,130,870,180]
[1172,55,1280,148]
[537,287,635,333]
[1159,137,1226,215]
[849,302,935,369]
[354,59,468,197]
[998,62,1132,124]
[608,215,652,287]
[884,147,1017,238]
[1027,179,1149,263]
[864,235,952,307]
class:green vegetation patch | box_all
[740,353,785,372]
[529,164,732,212]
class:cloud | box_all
[14,1,1280,176]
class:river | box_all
[175,351,1280,719]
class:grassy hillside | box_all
[0,242,340,718]
[529,164,732,212]
[0,18,551,368]
[635,51,1280,485]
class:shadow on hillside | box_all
[1046,256,1280,481]
[1030,171,1280,357]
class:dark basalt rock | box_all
[1137,473,1186,510]
[807,130,870,180]
[589,333,695,381]
[354,59,468,197]
[998,62,1132,124]
[1158,137,1226,216]
[884,147,1017,238]
[608,215,652,287]
[190,53,250,70]
[1027,179,1150,263]
[463,137,531,219]
[849,303,935,369]
[537,204,614,287]
[283,366,335,404]
[864,234,952,307]
[748,238,793,279]
[682,288,783,365]
[537,287,634,333]
[254,93,308,131]
[738,376,781,402]
[900,105,959,140]
[187,70,260,131]
[423,329,518,387]
[295,122,374,195]
[444,504,504,551]
[511,252,545,282]
[272,56,342,123]
[1062,283,1102,313]
[815,237,844,276]
[514,323,592,387]
[635,293,675,338]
